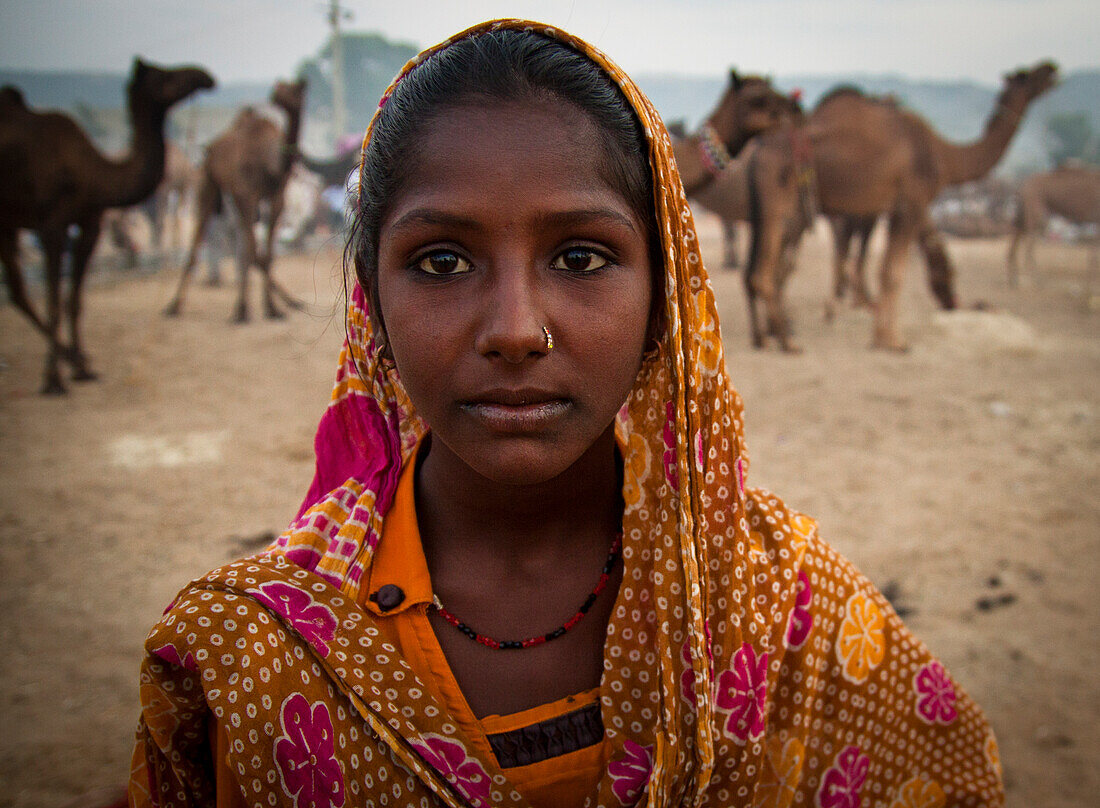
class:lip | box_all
[460,388,571,432]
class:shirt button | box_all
[370,584,405,612]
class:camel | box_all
[686,94,810,272]
[684,128,749,269]
[747,62,1057,351]
[1007,163,1100,288]
[0,59,214,394]
[164,78,306,321]
[671,71,791,197]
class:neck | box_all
[92,89,169,208]
[278,103,303,177]
[415,427,623,563]
[673,132,721,197]
[936,96,1026,187]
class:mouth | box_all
[460,389,571,432]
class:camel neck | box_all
[674,132,731,197]
[89,89,169,210]
[278,105,303,177]
[936,95,1027,187]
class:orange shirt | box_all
[215,456,607,807]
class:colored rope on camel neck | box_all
[430,533,623,650]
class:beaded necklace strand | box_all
[430,533,623,650]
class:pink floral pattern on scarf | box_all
[817,745,869,808]
[608,739,654,805]
[716,642,769,743]
[913,661,958,725]
[411,734,493,808]
[274,693,345,807]
[785,569,814,649]
[249,580,338,657]
[151,643,197,672]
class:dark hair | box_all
[346,28,656,346]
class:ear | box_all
[133,57,149,78]
[730,69,743,91]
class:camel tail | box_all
[919,228,957,310]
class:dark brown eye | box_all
[416,251,470,275]
[552,248,608,273]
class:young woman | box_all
[130,20,1003,808]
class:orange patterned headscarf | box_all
[132,19,1002,808]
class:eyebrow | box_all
[387,206,641,235]
[534,207,640,234]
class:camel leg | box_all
[164,177,218,317]
[1007,227,1023,289]
[0,227,47,332]
[767,258,795,339]
[746,216,800,353]
[258,192,303,316]
[1024,231,1039,287]
[231,196,261,323]
[38,228,68,395]
[66,215,102,381]
[850,221,874,307]
[770,224,803,339]
[832,217,854,300]
[722,219,740,270]
[916,220,957,310]
[873,210,918,352]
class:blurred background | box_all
[0,2,1096,806]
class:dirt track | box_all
[1,220,1097,806]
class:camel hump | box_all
[0,85,27,112]
[814,85,865,109]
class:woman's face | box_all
[375,97,653,485]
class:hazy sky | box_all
[1,0,1096,85]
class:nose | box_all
[475,269,550,363]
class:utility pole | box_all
[326,0,352,146]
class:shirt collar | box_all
[360,445,433,617]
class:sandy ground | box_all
[0,220,1097,807]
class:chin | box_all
[470,450,579,488]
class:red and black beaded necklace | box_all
[430,533,623,650]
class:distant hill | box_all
[3,62,1098,176]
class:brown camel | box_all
[747,63,1057,351]
[0,59,214,394]
[687,94,810,272]
[1008,163,1100,287]
[688,140,751,269]
[671,71,791,197]
[812,63,1057,349]
[164,79,306,321]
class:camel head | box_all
[1000,61,1059,109]
[271,79,308,116]
[129,58,215,111]
[707,70,789,154]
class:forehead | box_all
[386,98,638,224]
